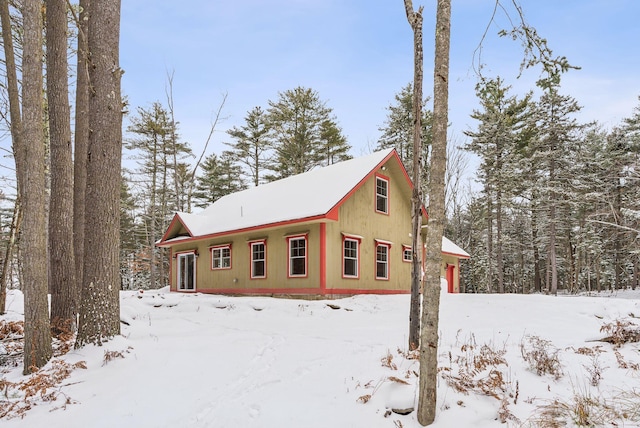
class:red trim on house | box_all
[157,214,328,247]
[249,239,267,279]
[375,240,391,281]
[193,287,411,296]
[374,173,390,216]
[320,223,327,291]
[446,264,455,293]
[209,243,232,270]
[286,234,309,279]
[158,213,194,245]
[402,244,412,263]
[342,234,361,279]
[174,250,198,292]
[442,251,470,259]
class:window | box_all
[288,235,307,277]
[250,241,266,278]
[343,238,359,278]
[177,252,196,291]
[376,242,390,280]
[211,245,231,270]
[376,176,389,214]
[402,245,412,263]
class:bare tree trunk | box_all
[21,0,52,373]
[404,0,424,353]
[486,190,493,293]
[47,0,77,334]
[418,0,450,424]
[76,0,122,347]
[73,0,90,322]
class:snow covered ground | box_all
[1,285,639,427]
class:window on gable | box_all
[402,245,412,263]
[250,241,266,279]
[343,238,359,278]
[288,235,307,277]
[376,176,389,214]
[211,245,231,270]
[375,241,391,280]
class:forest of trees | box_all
[0,0,638,380]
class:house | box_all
[157,148,469,296]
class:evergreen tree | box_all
[226,106,271,186]
[125,101,192,288]
[464,76,532,293]
[193,151,246,208]
[377,83,432,171]
[266,86,345,179]
[319,119,351,165]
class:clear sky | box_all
[120,0,640,163]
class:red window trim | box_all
[175,250,197,292]
[375,240,391,281]
[209,243,232,270]
[402,244,412,263]
[342,233,361,279]
[286,234,308,278]
[374,173,390,216]
[248,239,267,279]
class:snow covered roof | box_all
[441,236,470,258]
[163,148,398,239]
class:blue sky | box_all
[120,0,640,162]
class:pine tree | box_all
[266,86,344,179]
[226,106,271,186]
[319,119,351,165]
[464,76,532,293]
[377,82,432,176]
[76,0,123,347]
[193,151,246,208]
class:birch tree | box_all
[415,0,451,423]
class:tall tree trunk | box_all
[73,0,90,320]
[496,186,504,293]
[405,0,424,353]
[418,0,450,424]
[0,0,23,315]
[76,0,123,347]
[486,187,494,293]
[21,0,52,373]
[47,0,77,334]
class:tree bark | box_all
[73,0,90,323]
[0,0,22,316]
[20,0,53,373]
[76,0,123,347]
[418,0,450,425]
[47,0,77,334]
[404,0,424,353]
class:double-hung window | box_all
[402,245,412,263]
[250,240,266,279]
[211,245,231,270]
[375,175,389,214]
[287,235,307,277]
[342,235,361,278]
[375,240,391,280]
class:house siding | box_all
[169,224,323,293]
[325,164,414,292]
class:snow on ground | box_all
[1,286,640,427]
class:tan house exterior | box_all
[157,148,469,296]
